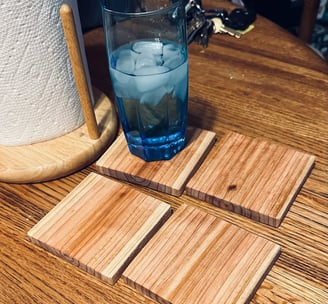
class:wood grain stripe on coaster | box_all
[185,132,316,227]
[123,204,281,304]
[28,173,172,284]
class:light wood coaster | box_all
[96,127,216,196]
[28,173,172,285]
[0,88,118,183]
[123,204,281,304]
[185,131,316,227]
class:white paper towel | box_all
[0,0,93,146]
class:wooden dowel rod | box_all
[60,4,100,139]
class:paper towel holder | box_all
[60,3,100,140]
[0,4,118,183]
[0,88,118,184]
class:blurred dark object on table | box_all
[237,0,328,60]
[299,0,320,42]
[241,0,304,29]
[77,0,103,32]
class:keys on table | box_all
[185,0,256,47]
[211,18,241,39]
[193,19,213,48]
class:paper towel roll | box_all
[0,0,93,146]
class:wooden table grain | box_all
[1,1,327,303]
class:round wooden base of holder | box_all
[0,88,118,183]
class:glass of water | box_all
[101,0,188,161]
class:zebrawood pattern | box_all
[123,204,280,304]
[0,0,327,303]
[186,131,316,227]
[96,127,216,196]
[28,173,172,285]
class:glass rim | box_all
[102,0,184,17]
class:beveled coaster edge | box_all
[274,156,315,224]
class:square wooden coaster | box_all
[185,132,316,227]
[96,127,216,196]
[123,204,281,304]
[28,173,172,285]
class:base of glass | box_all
[127,136,186,162]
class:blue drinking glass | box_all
[101,0,188,161]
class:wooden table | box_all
[1,1,327,303]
